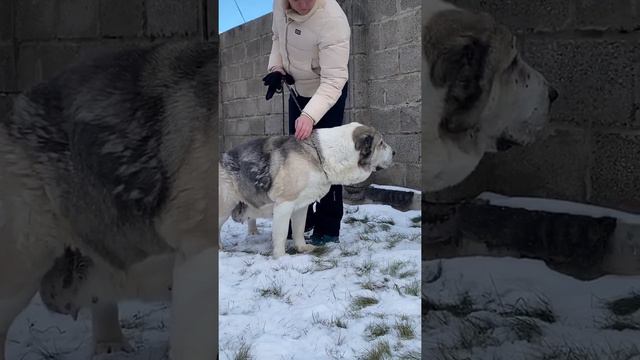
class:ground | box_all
[219,200,422,360]
[423,193,640,360]
[6,190,422,360]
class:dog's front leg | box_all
[272,202,295,258]
[291,207,315,254]
[169,246,217,360]
[92,303,134,354]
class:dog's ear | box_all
[354,131,374,167]
[431,36,489,133]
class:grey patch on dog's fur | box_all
[231,202,249,223]
[3,41,217,269]
[40,247,94,314]
[352,125,382,169]
[221,135,322,209]
[424,9,492,134]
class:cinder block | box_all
[399,103,420,133]
[369,49,398,79]
[239,61,254,80]
[223,64,240,82]
[373,163,406,187]
[261,34,273,56]
[222,99,243,118]
[16,0,57,40]
[385,134,420,163]
[576,0,634,31]
[351,25,367,55]
[265,114,285,135]
[400,0,420,11]
[350,78,368,109]
[231,44,246,63]
[247,78,264,98]
[449,0,572,33]
[369,0,398,22]
[0,43,16,92]
[234,80,249,99]
[591,132,640,212]
[399,44,419,74]
[221,47,233,65]
[240,98,258,117]
[427,128,589,203]
[17,43,80,90]
[369,107,403,134]
[146,0,199,37]
[221,83,234,102]
[257,95,273,114]
[379,11,419,50]
[523,38,636,128]
[405,163,420,190]
[369,73,420,107]
[253,55,269,78]
[350,0,366,25]
[246,38,261,59]
[57,0,99,38]
[0,0,13,40]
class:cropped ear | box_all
[355,132,374,167]
[431,36,489,133]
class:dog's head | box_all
[352,123,394,172]
[424,8,558,153]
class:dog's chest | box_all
[295,182,331,208]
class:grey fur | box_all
[220,134,323,209]
[3,41,218,270]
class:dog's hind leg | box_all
[91,303,134,354]
[247,218,259,235]
[291,207,315,254]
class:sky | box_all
[219,0,273,33]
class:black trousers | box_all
[288,82,348,237]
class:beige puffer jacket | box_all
[268,0,350,124]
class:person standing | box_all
[264,0,350,245]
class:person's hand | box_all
[271,66,286,75]
[295,114,314,140]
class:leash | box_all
[277,81,303,136]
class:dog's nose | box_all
[548,87,559,103]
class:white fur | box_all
[219,122,394,259]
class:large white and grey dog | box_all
[219,122,395,258]
[0,41,218,360]
[422,0,559,192]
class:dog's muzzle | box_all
[495,137,522,152]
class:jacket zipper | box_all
[285,17,292,76]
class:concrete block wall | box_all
[0,0,217,125]
[219,0,421,190]
[430,0,640,213]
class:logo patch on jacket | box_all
[295,29,301,35]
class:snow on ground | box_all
[7,298,170,359]
[219,203,422,360]
[424,194,640,360]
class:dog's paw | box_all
[94,340,134,354]
[295,244,316,253]
[272,248,287,259]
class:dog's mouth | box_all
[495,137,523,152]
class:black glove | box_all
[262,71,296,100]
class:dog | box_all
[218,122,394,258]
[422,0,558,192]
[39,247,175,354]
[0,40,218,360]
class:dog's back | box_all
[2,41,219,269]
